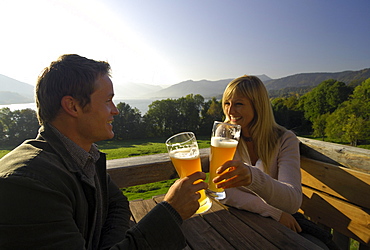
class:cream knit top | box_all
[220,130,302,221]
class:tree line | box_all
[1,78,369,147]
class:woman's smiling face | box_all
[223,94,255,131]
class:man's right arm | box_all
[110,172,208,249]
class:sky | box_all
[0,0,369,87]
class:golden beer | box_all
[209,137,238,193]
[166,132,212,214]
[169,149,211,214]
[208,121,241,200]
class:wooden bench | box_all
[107,137,370,249]
[299,138,370,249]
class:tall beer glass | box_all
[209,121,241,200]
[165,132,212,214]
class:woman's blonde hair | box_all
[222,75,286,174]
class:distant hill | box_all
[0,74,34,104]
[143,75,272,99]
[264,68,370,90]
[0,91,33,104]
[143,69,370,99]
[1,69,369,104]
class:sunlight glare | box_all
[0,0,179,86]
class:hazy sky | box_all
[0,0,369,86]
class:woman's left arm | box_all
[246,131,302,213]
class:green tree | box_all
[0,108,39,146]
[113,102,143,140]
[302,79,353,137]
[325,78,370,145]
[199,97,224,135]
[271,95,307,132]
[144,98,180,137]
[312,113,329,140]
[0,108,12,144]
[176,94,204,132]
[143,94,207,138]
[303,79,352,122]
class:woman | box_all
[214,76,302,232]
[213,75,333,249]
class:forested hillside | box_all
[264,68,370,90]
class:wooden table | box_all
[129,195,322,250]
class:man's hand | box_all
[279,212,302,233]
[164,172,208,220]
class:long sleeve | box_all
[246,131,302,213]
[0,175,186,250]
[221,130,302,219]
[110,202,186,250]
[223,188,283,221]
[0,138,186,250]
[100,177,186,250]
[99,175,131,250]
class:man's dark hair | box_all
[35,54,111,125]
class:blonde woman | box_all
[213,76,333,249]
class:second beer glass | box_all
[209,121,241,200]
[165,132,212,214]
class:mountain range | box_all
[1,68,369,105]
[0,74,34,104]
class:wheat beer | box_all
[166,132,212,214]
[209,137,238,193]
[209,121,241,200]
[169,149,211,214]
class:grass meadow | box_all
[97,136,211,201]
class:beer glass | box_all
[165,132,212,214]
[209,121,241,200]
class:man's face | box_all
[77,74,119,145]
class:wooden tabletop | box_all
[129,194,322,250]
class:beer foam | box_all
[169,147,199,160]
[211,137,238,148]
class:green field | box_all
[97,136,211,200]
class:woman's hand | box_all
[279,212,302,233]
[212,160,252,189]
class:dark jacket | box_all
[0,125,185,249]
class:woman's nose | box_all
[228,104,236,115]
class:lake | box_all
[0,99,157,115]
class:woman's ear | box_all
[60,96,79,118]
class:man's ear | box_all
[60,96,79,118]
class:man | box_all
[0,54,207,249]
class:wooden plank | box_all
[301,157,370,209]
[228,206,322,250]
[181,215,232,250]
[129,199,157,222]
[202,199,279,249]
[153,195,232,250]
[301,186,370,245]
[108,161,177,188]
[107,148,210,188]
[298,137,370,173]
